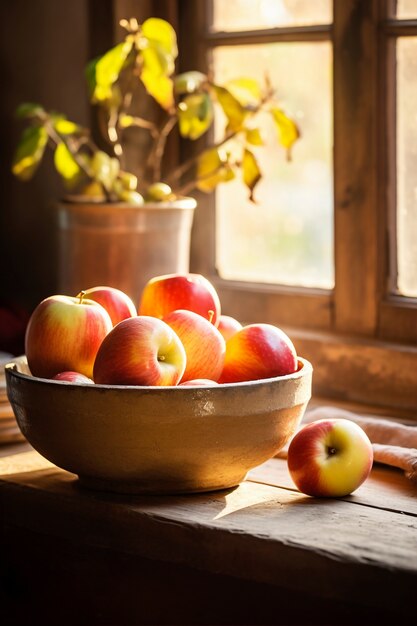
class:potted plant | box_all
[12,17,299,302]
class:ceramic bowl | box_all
[5,356,312,495]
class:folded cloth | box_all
[278,406,417,484]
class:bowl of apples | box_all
[5,274,313,495]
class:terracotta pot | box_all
[57,197,196,303]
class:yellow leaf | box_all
[197,149,235,192]
[245,127,264,146]
[93,40,133,102]
[141,18,178,59]
[270,107,300,161]
[242,148,261,202]
[54,119,79,135]
[54,143,81,185]
[225,78,261,107]
[141,62,174,110]
[212,85,247,132]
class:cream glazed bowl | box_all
[5,356,312,495]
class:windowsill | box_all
[0,443,416,624]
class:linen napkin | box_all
[279,406,417,484]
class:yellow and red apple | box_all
[138,273,221,325]
[217,315,243,342]
[163,309,225,382]
[52,371,94,384]
[179,379,219,386]
[82,285,137,326]
[93,316,186,386]
[287,418,374,497]
[25,293,113,379]
[219,323,298,383]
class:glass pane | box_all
[395,0,417,19]
[212,0,332,31]
[213,43,334,289]
[396,37,417,297]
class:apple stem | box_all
[327,447,337,457]
[208,310,214,324]
[158,355,165,362]
[77,290,86,305]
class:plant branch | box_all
[148,114,178,183]
[166,130,238,188]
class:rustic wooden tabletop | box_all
[0,444,416,625]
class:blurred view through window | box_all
[396,35,417,296]
[212,1,334,289]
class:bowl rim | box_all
[5,356,312,392]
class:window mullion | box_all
[333,0,380,336]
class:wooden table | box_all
[0,444,416,625]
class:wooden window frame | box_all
[178,0,417,418]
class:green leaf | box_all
[212,85,247,132]
[85,56,100,96]
[53,118,80,135]
[16,103,44,119]
[196,149,235,193]
[225,78,262,107]
[174,71,207,95]
[93,40,134,102]
[12,125,48,180]
[242,148,261,202]
[141,18,178,60]
[270,107,300,160]
[178,93,213,140]
[54,143,81,186]
[245,127,264,146]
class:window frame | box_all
[178,0,417,417]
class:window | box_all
[179,0,417,417]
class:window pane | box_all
[213,43,334,289]
[212,0,332,31]
[395,0,417,19]
[396,37,417,297]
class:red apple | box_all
[93,316,186,386]
[52,371,94,384]
[287,418,374,498]
[163,309,225,382]
[217,315,243,342]
[82,286,137,326]
[25,293,113,379]
[179,379,219,386]
[218,323,298,383]
[138,273,221,325]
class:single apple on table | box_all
[138,273,221,325]
[52,371,94,384]
[25,293,113,380]
[93,315,186,386]
[217,314,243,342]
[287,418,374,498]
[163,309,225,382]
[218,323,298,383]
[82,285,137,326]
